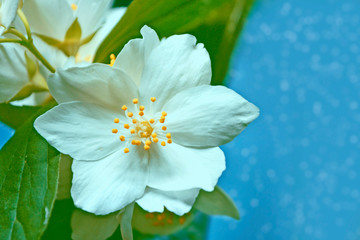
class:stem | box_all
[0,38,22,44]
[17,9,32,42]
[4,28,27,41]
[21,41,56,73]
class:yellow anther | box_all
[162,111,167,116]
[162,126,167,131]
[145,140,152,145]
[114,118,119,123]
[166,133,171,138]
[124,124,130,129]
[161,141,166,146]
[109,54,116,67]
[150,97,156,102]
[135,140,141,145]
[132,119,137,124]
[112,129,118,134]
[71,3,78,10]
[131,140,136,145]
[127,112,133,117]
[167,139,172,144]
[139,111,144,116]
[132,98,139,104]
[159,119,165,123]
[120,136,125,141]
[144,145,150,150]
[124,148,129,153]
[110,53,116,60]
[130,129,136,134]
[152,133,157,138]
[153,137,159,143]
[149,119,155,124]
[122,105,127,111]
[139,105,145,111]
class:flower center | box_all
[111,97,172,153]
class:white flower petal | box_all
[33,36,68,69]
[76,0,112,39]
[136,188,200,216]
[139,33,211,112]
[34,101,127,160]
[48,64,139,111]
[23,0,74,40]
[163,85,260,147]
[77,7,126,63]
[0,0,19,34]
[71,147,148,215]
[0,43,28,103]
[113,25,160,86]
[147,143,225,192]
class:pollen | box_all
[144,145,150,150]
[124,124,130,129]
[161,141,166,146]
[145,140,152,145]
[149,119,155,124]
[132,119,137,124]
[162,111,167,116]
[166,133,171,138]
[120,136,125,141]
[71,3,78,10]
[139,105,145,111]
[159,119,165,123]
[150,97,156,102]
[112,129,118,134]
[152,133,157,138]
[139,111,144,116]
[167,139,172,144]
[124,148,129,153]
[153,138,159,143]
[132,98,139,104]
[122,105,127,111]
[114,118,119,123]
[131,140,136,145]
[135,140,141,145]
[127,112,133,117]
[130,129,136,134]
[162,126,167,131]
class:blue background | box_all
[208,0,360,239]
[1,0,360,239]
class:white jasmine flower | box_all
[0,0,19,35]
[34,26,259,216]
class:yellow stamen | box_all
[153,138,159,143]
[152,133,157,138]
[161,141,166,146]
[139,105,145,111]
[149,119,155,124]
[145,140,152,145]
[150,97,156,102]
[132,98,139,104]
[130,129,135,134]
[71,3,78,10]
[144,145,150,150]
[131,140,136,145]
[132,119,137,124]
[167,139,172,144]
[128,112,133,117]
[159,119,165,123]
[162,111,167,116]
[120,136,125,141]
[162,126,167,131]
[135,140,141,145]
[124,148,129,153]
[139,111,144,116]
[122,105,127,111]
[112,129,118,134]
[166,133,171,138]
[114,118,119,123]
[124,124,130,129]
[109,54,116,67]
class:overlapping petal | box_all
[48,64,139,111]
[136,188,200,216]
[163,85,260,148]
[0,43,28,103]
[113,25,160,86]
[138,32,212,112]
[71,147,149,215]
[147,143,225,192]
[34,101,126,160]
[0,0,19,35]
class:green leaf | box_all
[0,103,60,239]
[94,0,254,85]
[193,186,240,219]
[0,104,40,129]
